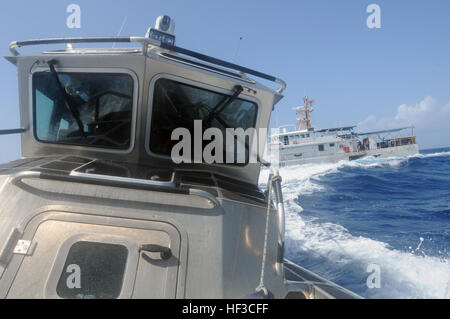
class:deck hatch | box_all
[56,241,128,299]
[4,215,182,299]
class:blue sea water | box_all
[260,148,450,299]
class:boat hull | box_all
[278,144,419,167]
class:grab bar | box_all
[10,170,220,207]
[270,171,286,263]
[139,244,172,260]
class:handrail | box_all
[0,128,26,136]
[284,259,363,299]
[10,170,220,207]
[271,172,285,254]
[189,189,220,207]
[269,170,285,268]
[159,42,287,94]
[9,36,141,56]
[9,36,286,94]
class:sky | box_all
[0,0,449,163]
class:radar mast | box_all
[295,95,315,131]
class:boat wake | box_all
[259,150,450,298]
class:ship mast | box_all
[296,96,315,130]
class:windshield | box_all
[33,72,134,150]
[149,78,258,164]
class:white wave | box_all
[410,150,450,159]
[353,155,406,167]
[284,204,450,298]
[259,152,450,298]
[259,155,409,194]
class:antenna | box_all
[232,37,243,63]
[112,16,128,48]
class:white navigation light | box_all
[145,15,176,45]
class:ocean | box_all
[260,148,450,299]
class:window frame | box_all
[145,73,261,167]
[30,67,139,154]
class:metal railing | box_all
[9,36,286,94]
[10,170,220,207]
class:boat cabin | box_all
[0,15,291,299]
[356,127,417,151]
[5,21,285,186]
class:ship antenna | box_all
[112,16,128,48]
[232,36,243,63]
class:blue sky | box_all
[0,0,449,163]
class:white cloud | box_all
[394,96,436,125]
[442,102,450,114]
[358,96,450,132]
[357,96,450,149]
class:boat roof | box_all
[315,126,356,133]
[6,36,286,97]
[270,125,355,137]
[357,126,414,136]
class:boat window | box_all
[56,241,128,299]
[149,78,258,164]
[318,144,325,151]
[33,72,134,150]
[330,143,335,147]
[306,134,310,138]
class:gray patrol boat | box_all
[0,15,360,299]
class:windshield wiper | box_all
[202,85,267,165]
[47,59,85,137]
[203,85,243,127]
